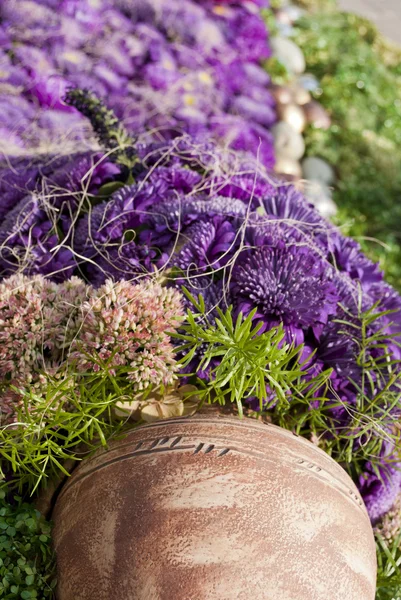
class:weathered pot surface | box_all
[53,411,377,600]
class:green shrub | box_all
[291,8,401,290]
[0,490,56,599]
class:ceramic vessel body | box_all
[53,413,377,600]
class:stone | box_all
[270,84,293,105]
[303,101,331,129]
[272,121,305,160]
[291,84,311,105]
[53,412,377,600]
[298,73,320,92]
[114,385,199,422]
[303,180,337,218]
[275,9,292,26]
[278,103,306,133]
[302,156,335,185]
[271,37,306,75]
[281,5,305,23]
[276,22,294,38]
[274,155,302,178]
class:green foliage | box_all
[251,299,401,482]
[173,290,332,417]
[0,489,56,599]
[310,301,401,476]
[334,207,401,291]
[174,291,401,479]
[294,0,336,10]
[292,9,401,289]
[0,369,131,493]
[263,56,291,84]
[261,7,280,38]
[376,533,401,600]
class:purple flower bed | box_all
[1,0,400,532]
[1,134,400,522]
[0,0,276,167]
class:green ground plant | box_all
[0,489,56,599]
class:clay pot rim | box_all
[62,412,338,475]
[58,411,368,519]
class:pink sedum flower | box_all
[0,275,183,424]
[0,274,58,423]
[70,279,183,391]
[49,276,90,357]
[0,274,58,382]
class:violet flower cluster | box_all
[1,135,400,522]
[0,273,183,425]
[0,150,120,280]
[0,0,276,167]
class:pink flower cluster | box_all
[71,279,183,391]
[0,274,58,423]
[0,275,182,423]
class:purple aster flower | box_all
[333,237,382,288]
[12,44,54,81]
[368,281,401,337]
[0,160,39,220]
[0,96,36,137]
[261,185,326,224]
[311,277,371,371]
[212,4,271,62]
[211,116,275,169]
[54,47,93,76]
[231,242,339,344]
[83,240,163,288]
[1,1,61,45]
[73,183,168,282]
[91,34,136,78]
[30,74,73,111]
[231,95,276,128]
[257,184,335,251]
[144,63,181,91]
[1,0,277,163]
[39,152,121,208]
[73,191,132,252]
[0,153,115,281]
[243,62,271,87]
[34,109,91,144]
[0,195,75,281]
[93,63,128,93]
[140,165,203,194]
[214,173,276,204]
[314,321,358,379]
[142,194,247,251]
[173,216,237,275]
[60,0,107,35]
[359,443,401,523]
[0,51,28,87]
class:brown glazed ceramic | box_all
[53,412,377,600]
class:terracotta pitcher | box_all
[53,412,377,599]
